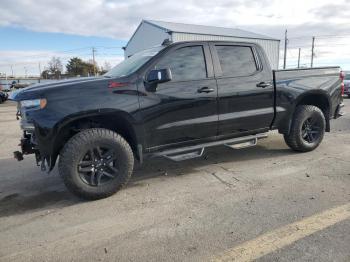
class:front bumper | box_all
[20,119,35,131]
[13,131,40,162]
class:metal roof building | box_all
[124,20,280,69]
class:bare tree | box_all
[48,57,63,79]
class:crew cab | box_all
[13,41,344,199]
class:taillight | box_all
[340,71,345,95]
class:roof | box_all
[144,20,279,41]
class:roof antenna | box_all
[162,39,173,46]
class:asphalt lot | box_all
[0,99,349,262]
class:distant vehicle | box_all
[343,72,350,97]
[13,83,31,89]
[13,41,344,200]
[0,91,8,103]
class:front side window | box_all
[155,46,207,81]
[216,45,257,77]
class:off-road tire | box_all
[58,128,134,200]
[284,105,326,152]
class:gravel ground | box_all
[0,99,349,261]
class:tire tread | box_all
[58,128,134,200]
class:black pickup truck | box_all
[13,41,344,199]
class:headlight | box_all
[20,98,47,110]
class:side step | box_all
[164,148,205,161]
[225,138,258,149]
[153,133,268,162]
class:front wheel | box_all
[284,105,326,152]
[58,128,134,200]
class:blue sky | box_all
[0,26,127,75]
[0,27,126,51]
[0,0,349,76]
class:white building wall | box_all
[172,32,280,69]
[124,22,170,58]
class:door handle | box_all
[256,82,272,88]
[197,87,214,93]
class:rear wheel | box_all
[58,128,134,200]
[284,105,326,152]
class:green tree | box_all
[41,69,50,79]
[66,57,96,77]
[66,57,85,76]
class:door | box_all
[138,43,218,149]
[210,43,274,136]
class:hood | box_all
[12,76,109,101]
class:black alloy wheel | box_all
[284,105,326,152]
[59,128,134,200]
[301,117,322,144]
[78,146,119,186]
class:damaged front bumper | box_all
[13,118,48,171]
[13,130,42,166]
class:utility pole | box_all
[297,48,301,68]
[92,47,97,76]
[311,36,315,68]
[38,62,42,82]
[283,29,288,69]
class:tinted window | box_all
[216,46,257,77]
[156,46,207,81]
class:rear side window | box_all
[155,46,207,81]
[216,45,257,77]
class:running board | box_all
[164,148,205,161]
[225,138,258,149]
[153,133,268,161]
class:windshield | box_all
[345,73,350,80]
[104,46,164,78]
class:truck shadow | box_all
[0,141,293,218]
[0,158,80,218]
[0,190,80,218]
[131,142,292,182]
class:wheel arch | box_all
[50,110,142,170]
[280,91,331,135]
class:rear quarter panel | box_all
[273,67,342,133]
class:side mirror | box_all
[145,68,172,92]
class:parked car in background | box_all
[343,71,350,97]
[0,91,8,103]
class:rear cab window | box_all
[215,45,258,77]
